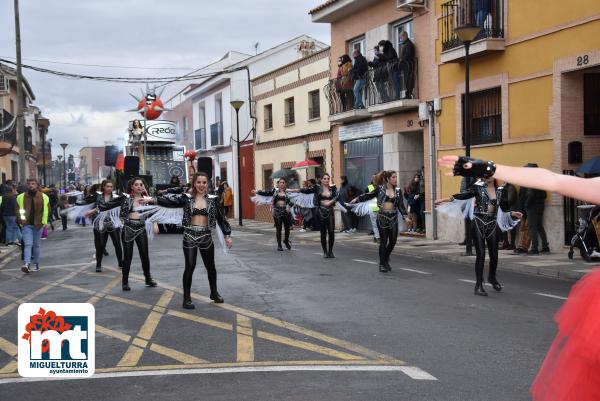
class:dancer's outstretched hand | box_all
[225,237,233,249]
[438,155,496,179]
[511,211,523,219]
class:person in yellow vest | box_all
[16,178,49,273]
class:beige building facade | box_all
[252,48,332,222]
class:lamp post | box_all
[454,23,480,256]
[57,155,63,191]
[454,24,481,157]
[230,100,244,226]
[60,143,68,190]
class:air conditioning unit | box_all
[0,75,8,96]
[397,0,426,11]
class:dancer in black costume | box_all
[156,172,232,309]
[351,170,408,272]
[120,177,158,291]
[295,173,338,258]
[436,176,521,296]
[252,178,294,251]
[85,179,124,272]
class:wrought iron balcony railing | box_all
[441,0,504,52]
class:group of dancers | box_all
[73,172,231,309]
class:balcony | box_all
[440,0,505,64]
[210,122,223,147]
[366,60,419,114]
[324,61,419,124]
[194,128,207,151]
[0,109,16,146]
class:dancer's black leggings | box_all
[182,237,218,301]
[274,212,290,247]
[377,213,399,266]
[472,221,499,283]
[122,224,151,285]
[319,208,335,254]
[94,228,123,268]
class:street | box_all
[0,224,575,400]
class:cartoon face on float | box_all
[137,94,165,120]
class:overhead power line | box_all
[0,55,195,70]
[0,58,240,84]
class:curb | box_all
[233,224,587,282]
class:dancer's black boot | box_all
[474,281,488,296]
[488,276,502,292]
[122,267,130,291]
[208,270,224,303]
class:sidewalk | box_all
[236,219,596,281]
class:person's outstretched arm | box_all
[439,155,600,205]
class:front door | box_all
[240,142,255,219]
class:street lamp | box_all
[454,23,480,257]
[60,143,68,191]
[57,155,63,191]
[454,24,480,157]
[230,100,244,226]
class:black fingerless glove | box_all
[453,156,496,179]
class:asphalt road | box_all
[0,225,575,400]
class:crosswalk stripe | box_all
[399,268,431,275]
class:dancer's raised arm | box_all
[439,155,600,205]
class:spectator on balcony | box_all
[475,0,490,32]
[350,49,368,109]
[376,40,399,100]
[398,32,415,99]
[335,55,354,111]
[368,46,389,103]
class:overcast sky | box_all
[0,0,329,160]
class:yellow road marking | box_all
[0,337,17,357]
[96,325,131,342]
[149,344,208,364]
[0,291,17,301]
[59,284,95,294]
[0,360,17,374]
[0,359,405,378]
[257,331,364,361]
[116,345,144,367]
[0,265,89,318]
[104,295,152,310]
[236,315,254,362]
[166,310,233,331]
[87,277,122,304]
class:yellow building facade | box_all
[434,0,600,249]
[252,49,332,222]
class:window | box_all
[11,161,17,182]
[284,97,295,125]
[263,165,273,190]
[308,90,320,120]
[584,74,600,136]
[196,104,206,149]
[393,18,414,55]
[348,36,366,60]
[264,104,273,130]
[220,162,227,182]
[9,99,14,115]
[462,87,502,146]
[215,95,222,122]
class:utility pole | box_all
[14,0,26,182]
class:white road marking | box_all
[0,365,437,384]
[533,292,567,300]
[398,268,431,275]
[352,259,378,265]
[573,269,593,273]
[458,279,492,287]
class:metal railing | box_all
[366,59,418,106]
[194,128,206,150]
[324,60,419,116]
[441,0,504,52]
[210,122,223,147]
[0,109,16,144]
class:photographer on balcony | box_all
[350,49,368,109]
[398,31,415,99]
[335,55,354,111]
